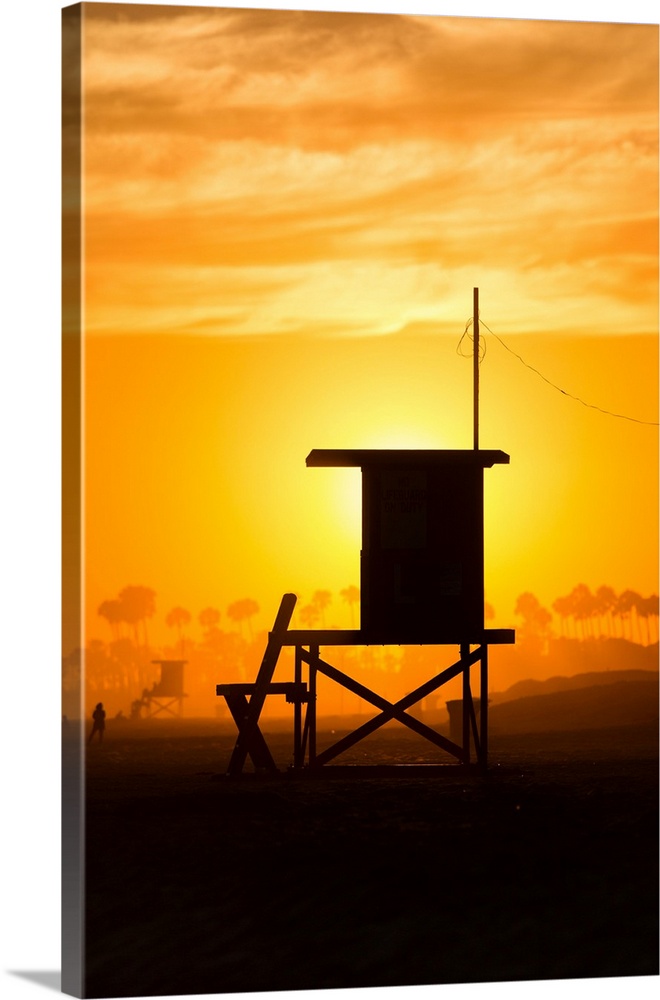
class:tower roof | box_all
[306,449,510,468]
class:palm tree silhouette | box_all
[97,599,124,641]
[227,599,260,640]
[118,586,156,647]
[616,589,642,643]
[166,606,191,653]
[643,594,659,644]
[514,592,552,650]
[242,599,259,640]
[340,585,360,628]
[300,604,321,628]
[552,594,572,638]
[311,590,332,627]
[227,601,245,636]
[199,607,221,637]
[595,585,617,638]
[636,596,652,645]
[566,584,593,640]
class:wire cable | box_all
[468,318,659,427]
[456,317,486,362]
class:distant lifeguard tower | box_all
[143,659,187,718]
[217,290,515,773]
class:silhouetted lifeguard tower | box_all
[143,659,187,718]
[217,290,515,773]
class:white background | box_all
[1,2,657,1000]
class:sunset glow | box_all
[73,4,658,705]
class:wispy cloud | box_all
[81,5,658,338]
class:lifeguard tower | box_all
[143,659,187,718]
[217,290,515,773]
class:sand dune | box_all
[488,677,658,734]
[491,667,659,704]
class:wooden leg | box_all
[461,642,470,765]
[293,646,303,769]
[225,694,278,774]
[480,644,488,770]
[309,646,318,767]
[301,704,310,764]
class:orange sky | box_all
[76,3,658,650]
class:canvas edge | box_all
[62,3,85,997]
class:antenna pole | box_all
[473,286,479,450]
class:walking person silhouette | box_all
[88,702,106,744]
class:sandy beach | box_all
[78,715,658,997]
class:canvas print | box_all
[62,3,659,997]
